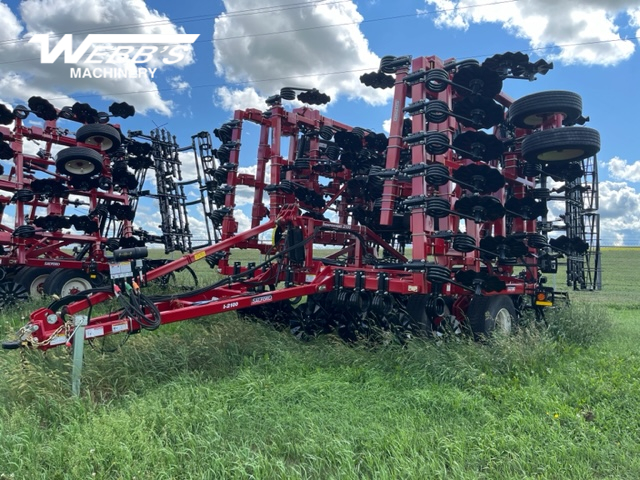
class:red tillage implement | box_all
[0,99,143,301]
[3,51,601,351]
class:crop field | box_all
[1,248,639,479]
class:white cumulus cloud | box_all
[0,0,197,115]
[607,156,640,182]
[419,0,639,66]
[212,0,392,112]
[598,180,640,244]
[599,180,640,219]
[214,86,267,112]
[168,76,191,97]
[234,208,252,234]
[382,119,391,134]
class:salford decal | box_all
[251,294,273,305]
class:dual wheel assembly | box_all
[509,90,600,167]
[56,124,120,179]
[407,293,516,340]
[0,266,100,308]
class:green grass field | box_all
[1,249,639,479]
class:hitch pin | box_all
[2,323,40,349]
[18,323,39,342]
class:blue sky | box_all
[0,0,639,245]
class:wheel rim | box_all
[0,282,29,308]
[63,159,97,175]
[521,113,549,127]
[60,277,93,296]
[537,148,584,162]
[494,307,512,334]
[84,135,114,151]
[28,274,49,297]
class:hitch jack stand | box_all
[71,315,88,397]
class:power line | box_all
[0,0,635,102]
[220,0,353,18]
[0,0,352,48]
[39,34,640,102]
[0,0,518,67]
[45,67,372,101]
[212,0,520,42]
[464,35,640,62]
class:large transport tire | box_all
[76,124,122,153]
[508,90,582,128]
[55,147,104,177]
[467,294,516,340]
[14,266,53,297]
[42,268,97,297]
[521,127,600,163]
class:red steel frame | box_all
[14,54,556,350]
[0,115,136,274]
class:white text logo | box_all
[29,34,199,79]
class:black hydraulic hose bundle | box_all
[46,285,161,331]
[116,289,161,331]
[39,227,317,331]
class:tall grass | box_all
[544,303,612,346]
[0,249,637,479]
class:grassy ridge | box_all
[0,249,639,479]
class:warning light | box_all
[535,291,553,306]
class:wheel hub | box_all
[495,307,512,334]
[538,148,584,162]
[85,135,113,150]
[64,159,97,175]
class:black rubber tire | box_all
[0,281,29,309]
[76,124,122,153]
[56,147,104,177]
[42,268,97,296]
[508,90,582,128]
[521,127,600,163]
[14,266,53,297]
[468,294,515,340]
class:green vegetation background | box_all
[1,248,639,479]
